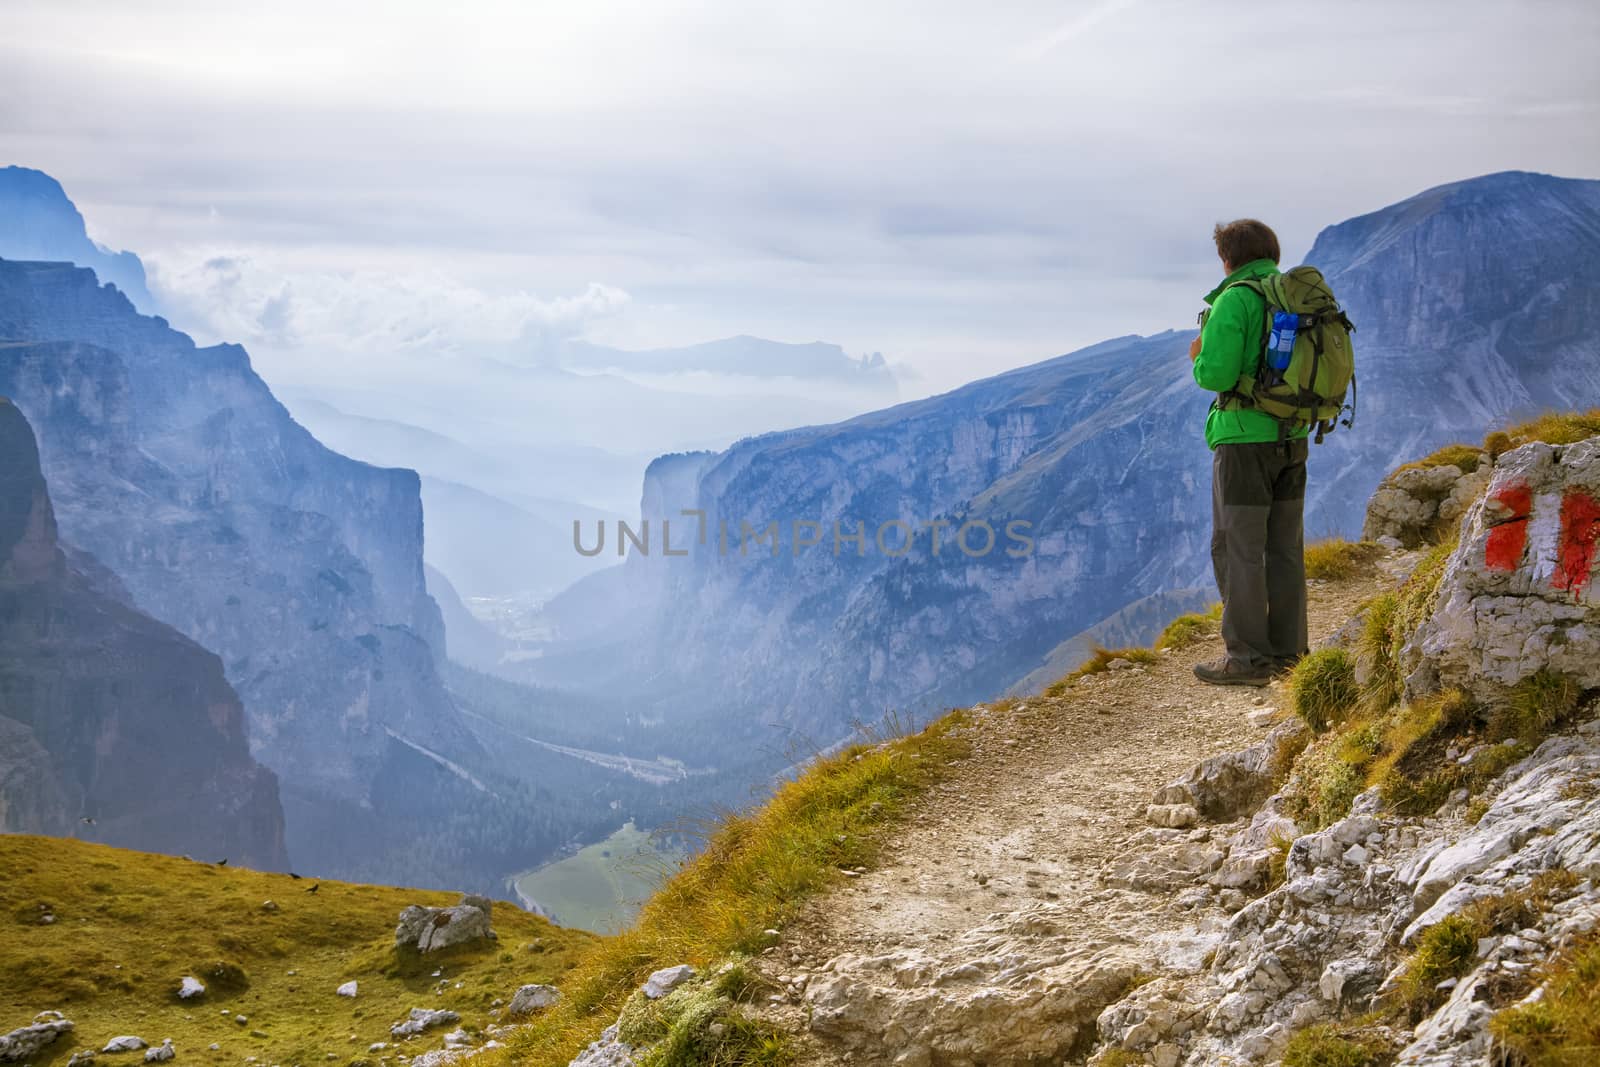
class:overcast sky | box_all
[3,0,1598,395]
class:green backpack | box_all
[1213,266,1357,443]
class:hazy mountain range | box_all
[522,171,1600,760]
[3,165,1597,894]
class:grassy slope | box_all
[489,711,972,1064]
[1,836,595,1065]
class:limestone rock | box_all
[568,1025,635,1067]
[395,895,494,953]
[177,976,204,1000]
[1405,721,1600,941]
[1209,798,1300,893]
[1145,803,1199,829]
[336,981,357,998]
[1,1013,73,1062]
[390,1008,461,1039]
[807,904,1146,1066]
[1410,436,1600,700]
[1362,462,1489,546]
[102,1037,148,1054]
[1107,833,1226,893]
[1318,959,1384,1013]
[508,984,561,1016]
[642,965,696,999]
[408,1051,467,1067]
[1151,721,1305,822]
[143,1040,174,1063]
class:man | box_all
[1188,219,1309,687]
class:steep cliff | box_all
[0,397,286,867]
[533,172,1600,758]
[0,260,480,881]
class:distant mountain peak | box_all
[1307,169,1600,277]
[0,164,159,313]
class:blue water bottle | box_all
[1268,311,1299,371]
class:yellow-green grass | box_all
[1369,690,1476,816]
[1280,1022,1394,1067]
[1390,442,1487,478]
[1394,872,1581,1020]
[1155,603,1222,651]
[1042,646,1162,696]
[0,836,595,1066]
[1492,669,1585,743]
[1392,913,1482,1018]
[1503,408,1600,448]
[1281,678,1581,831]
[1383,408,1600,482]
[484,709,973,1064]
[1490,926,1600,1065]
[1091,1050,1143,1067]
[608,959,792,1067]
[1288,648,1360,733]
[1357,539,1456,714]
[514,823,685,936]
[1305,539,1385,582]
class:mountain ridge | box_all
[522,170,1600,763]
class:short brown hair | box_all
[1213,219,1280,269]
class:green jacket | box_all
[1193,258,1309,449]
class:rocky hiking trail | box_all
[750,566,1407,1065]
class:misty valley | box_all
[5,165,1600,940]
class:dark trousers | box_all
[1211,440,1309,668]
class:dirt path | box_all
[757,567,1404,1064]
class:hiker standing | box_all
[1187,219,1355,687]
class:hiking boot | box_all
[1193,657,1273,688]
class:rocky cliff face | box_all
[0,397,287,867]
[535,172,1600,753]
[0,260,480,880]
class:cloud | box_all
[147,249,631,358]
[1017,0,1142,61]
[3,0,1597,395]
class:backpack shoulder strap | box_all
[1212,278,1274,413]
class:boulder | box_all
[1362,462,1489,546]
[395,894,494,953]
[102,1037,148,1054]
[1151,720,1306,822]
[390,1008,461,1039]
[641,965,695,999]
[1318,959,1385,1013]
[1145,803,1199,829]
[568,1024,635,1067]
[806,911,1145,1067]
[1411,436,1600,699]
[1,1013,73,1062]
[508,984,561,1016]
